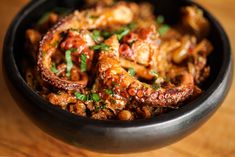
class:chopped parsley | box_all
[105,89,114,95]
[69,47,78,52]
[127,22,137,30]
[155,15,170,36]
[57,91,62,95]
[101,30,112,39]
[51,63,58,74]
[150,70,159,78]
[75,92,87,101]
[116,27,130,41]
[89,15,99,19]
[112,81,117,86]
[74,92,101,102]
[91,30,101,43]
[158,24,170,36]
[128,68,136,76]
[90,43,111,51]
[91,93,100,102]
[116,23,136,41]
[156,15,165,24]
[100,104,106,109]
[65,50,73,77]
[80,53,87,72]
[110,99,117,104]
[99,22,136,40]
[95,103,106,111]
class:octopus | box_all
[97,35,194,107]
[24,0,213,120]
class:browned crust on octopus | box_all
[136,74,194,107]
[37,3,135,91]
[98,35,194,107]
[38,14,87,91]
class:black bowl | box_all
[2,0,233,153]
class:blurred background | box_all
[0,0,234,156]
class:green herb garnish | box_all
[110,99,116,104]
[80,53,87,72]
[57,91,62,95]
[150,70,159,77]
[75,92,87,101]
[75,92,101,102]
[101,31,112,39]
[129,40,136,46]
[100,104,106,109]
[100,23,136,40]
[127,22,137,30]
[90,43,111,51]
[95,103,106,111]
[155,15,170,36]
[156,15,165,24]
[51,63,58,74]
[91,30,101,43]
[69,48,78,52]
[117,28,130,41]
[128,68,136,76]
[116,23,136,41]
[158,24,170,36]
[112,81,117,86]
[65,50,73,77]
[89,15,99,19]
[91,93,100,102]
[105,89,114,95]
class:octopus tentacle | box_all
[98,35,194,107]
[37,3,134,90]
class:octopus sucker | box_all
[37,2,134,91]
[25,0,212,120]
[98,35,194,107]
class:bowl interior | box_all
[10,0,228,123]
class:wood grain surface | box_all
[0,0,235,156]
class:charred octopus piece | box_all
[38,3,134,90]
[98,35,194,107]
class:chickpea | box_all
[25,29,41,44]
[48,92,76,107]
[74,101,86,117]
[118,110,132,120]
[142,106,152,118]
[136,107,152,118]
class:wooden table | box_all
[0,0,234,156]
